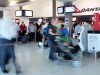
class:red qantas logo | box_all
[75,6,81,13]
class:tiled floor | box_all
[0,42,100,75]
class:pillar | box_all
[52,0,56,20]
[19,6,22,10]
[94,13,100,31]
[64,2,73,37]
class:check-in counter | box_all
[88,31,100,59]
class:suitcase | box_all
[21,34,30,43]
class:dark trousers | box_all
[17,31,22,42]
[21,32,25,36]
[36,32,42,42]
[0,39,20,72]
[29,32,35,41]
[48,38,57,60]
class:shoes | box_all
[54,60,60,65]
[49,58,54,61]
[2,69,9,73]
[38,44,41,47]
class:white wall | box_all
[3,7,19,19]
[73,0,100,16]
[23,0,53,18]
[22,0,64,17]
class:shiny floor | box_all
[0,42,100,75]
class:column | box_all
[64,2,73,37]
[19,6,22,10]
[94,13,100,31]
[52,0,56,20]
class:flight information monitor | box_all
[65,6,75,13]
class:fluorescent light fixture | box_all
[92,17,94,21]
[30,0,36,1]
[9,1,17,6]
[57,0,76,2]
[73,17,76,21]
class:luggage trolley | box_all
[55,35,82,66]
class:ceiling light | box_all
[30,0,36,1]
[9,1,17,6]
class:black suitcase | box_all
[21,34,30,43]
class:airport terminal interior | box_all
[0,0,100,75]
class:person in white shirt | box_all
[0,18,21,74]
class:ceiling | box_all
[0,0,76,7]
[57,0,76,2]
[0,0,31,7]
[0,0,50,10]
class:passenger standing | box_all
[0,18,21,74]
[35,23,41,42]
[42,21,49,47]
[48,20,60,64]
[20,21,27,36]
[28,22,36,41]
[16,22,21,42]
[36,23,43,42]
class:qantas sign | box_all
[81,7,100,12]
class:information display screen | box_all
[65,6,75,13]
[15,10,33,17]
[57,6,64,14]
[25,10,33,17]
[15,10,22,17]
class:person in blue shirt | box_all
[60,24,69,36]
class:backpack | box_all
[43,25,50,37]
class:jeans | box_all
[48,38,57,60]
[0,39,21,72]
